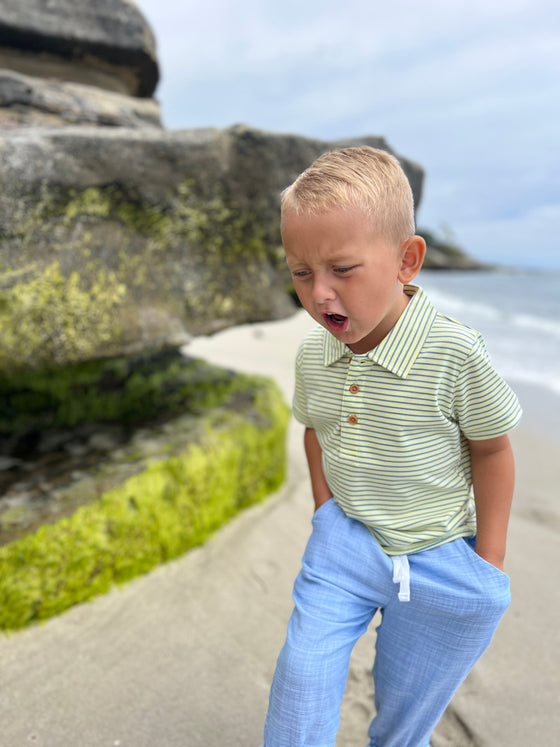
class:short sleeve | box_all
[292,343,314,427]
[453,334,522,440]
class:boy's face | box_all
[283,206,419,354]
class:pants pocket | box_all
[461,535,510,584]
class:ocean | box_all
[418,268,560,397]
[417,268,560,441]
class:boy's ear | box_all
[398,235,426,283]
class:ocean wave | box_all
[419,271,560,400]
[510,312,560,339]
[423,289,501,322]
[424,288,560,339]
[496,364,560,398]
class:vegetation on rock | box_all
[0,180,293,630]
[0,373,290,631]
[0,261,126,370]
[0,350,257,454]
[0,180,289,373]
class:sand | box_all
[0,310,558,747]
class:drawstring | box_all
[392,555,410,602]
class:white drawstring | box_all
[392,555,410,602]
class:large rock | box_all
[0,122,423,236]
[0,69,162,128]
[0,1,426,373]
[0,0,422,591]
[0,124,424,372]
[0,0,158,97]
[203,124,424,247]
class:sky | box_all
[135,0,560,270]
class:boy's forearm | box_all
[469,434,515,571]
[303,427,332,511]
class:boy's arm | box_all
[304,427,332,512]
[468,434,515,571]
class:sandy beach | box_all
[1,310,559,747]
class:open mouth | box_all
[323,313,349,332]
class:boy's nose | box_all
[312,275,335,304]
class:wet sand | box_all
[0,311,558,746]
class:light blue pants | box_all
[263,499,510,747]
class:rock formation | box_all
[0,69,162,128]
[0,123,425,370]
[0,0,425,372]
[0,0,159,97]
[0,0,425,600]
[0,1,427,435]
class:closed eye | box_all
[334,265,357,275]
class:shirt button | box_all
[349,384,360,394]
[348,414,358,425]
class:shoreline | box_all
[507,379,560,445]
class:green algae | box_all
[0,261,127,371]
[0,180,285,372]
[0,375,290,631]
[0,181,293,630]
[0,351,247,441]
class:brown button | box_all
[349,384,360,394]
[348,414,358,425]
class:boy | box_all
[262,147,521,746]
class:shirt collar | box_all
[322,285,438,378]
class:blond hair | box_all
[281,146,415,244]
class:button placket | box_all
[344,357,363,427]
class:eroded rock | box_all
[0,124,424,371]
[0,69,162,128]
[0,0,158,96]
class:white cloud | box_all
[452,203,560,269]
[135,0,560,269]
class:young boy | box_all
[262,147,521,746]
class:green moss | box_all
[0,181,285,371]
[0,351,263,449]
[62,187,113,223]
[0,261,126,371]
[0,376,290,631]
[58,182,268,263]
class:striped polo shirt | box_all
[293,284,522,555]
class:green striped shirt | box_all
[293,285,522,555]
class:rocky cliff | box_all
[0,0,425,372]
[0,121,426,370]
[0,1,428,612]
[0,0,158,97]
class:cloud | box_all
[452,203,560,269]
[135,0,560,268]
